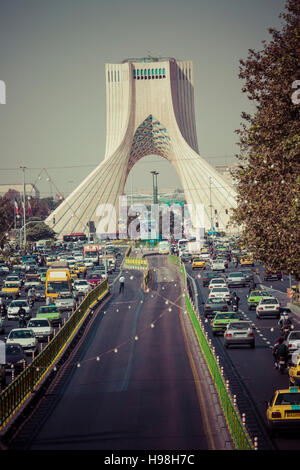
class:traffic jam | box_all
[0,238,123,388]
[172,236,300,439]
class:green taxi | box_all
[247,290,269,310]
[266,387,300,434]
[36,305,62,327]
[211,311,240,336]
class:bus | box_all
[45,261,72,300]
[63,233,87,243]
[158,241,169,254]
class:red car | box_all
[86,273,103,286]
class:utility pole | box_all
[20,166,27,248]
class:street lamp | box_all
[150,171,159,205]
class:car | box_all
[208,287,231,302]
[211,259,226,272]
[286,331,300,356]
[36,305,62,326]
[211,312,240,336]
[247,290,269,310]
[74,262,87,274]
[83,259,94,268]
[38,268,48,282]
[33,284,46,301]
[92,266,108,280]
[256,296,280,319]
[224,321,255,348]
[264,270,282,281]
[203,298,229,318]
[27,318,54,342]
[54,294,76,311]
[180,252,192,263]
[240,269,254,283]
[0,316,4,333]
[7,300,31,320]
[208,278,227,290]
[240,257,254,267]
[2,282,20,297]
[0,265,9,275]
[5,275,22,287]
[6,328,38,355]
[266,387,300,434]
[3,343,27,374]
[0,292,14,307]
[86,272,103,286]
[202,271,220,287]
[73,279,90,294]
[192,257,206,269]
[227,272,246,288]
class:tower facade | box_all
[47,57,236,238]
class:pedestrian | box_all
[119,275,125,293]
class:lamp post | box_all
[150,171,159,241]
[20,166,27,247]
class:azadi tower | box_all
[47,57,237,238]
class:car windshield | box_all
[289,332,300,340]
[28,320,49,327]
[88,274,101,279]
[229,322,251,330]
[251,291,268,297]
[261,299,277,304]
[9,330,34,339]
[207,299,225,304]
[38,307,58,313]
[211,279,224,283]
[275,393,300,406]
[215,313,238,320]
[75,281,88,285]
[6,344,23,354]
[230,273,243,277]
[10,301,27,307]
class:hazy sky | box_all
[0,0,286,198]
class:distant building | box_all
[0,183,40,198]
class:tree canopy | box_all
[231,0,300,280]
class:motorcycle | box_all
[18,316,27,328]
[280,323,294,340]
[278,356,287,374]
[232,303,239,312]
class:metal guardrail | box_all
[169,254,254,450]
[0,280,109,430]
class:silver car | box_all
[224,321,255,348]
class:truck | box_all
[83,244,99,265]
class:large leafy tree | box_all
[231,0,300,286]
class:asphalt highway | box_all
[16,255,215,450]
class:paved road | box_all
[13,256,216,450]
[186,260,300,450]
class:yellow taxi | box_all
[69,269,78,279]
[240,256,254,266]
[192,257,206,270]
[2,282,20,296]
[266,387,300,433]
[46,257,57,266]
[289,358,300,386]
[74,263,86,274]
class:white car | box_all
[208,287,231,301]
[286,331,300,355]
[227,272,246,288]
[211,260,226,272]
[55,294,76,311]
[7,300,31,320]
[208,278,227,290]
[6,328,38,354]
[83,259,94,268]
[73,279,90,294]
[256,297,280,319]
[5,276,22,287]
[27,318,53,341]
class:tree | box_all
[231,0,300,290]
[26,218,56,242]
[0,196,14,247]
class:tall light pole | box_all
[150,171,159,241]
[20,166,27,247]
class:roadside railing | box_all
[169,254,254,450]
[0,279,109,430]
